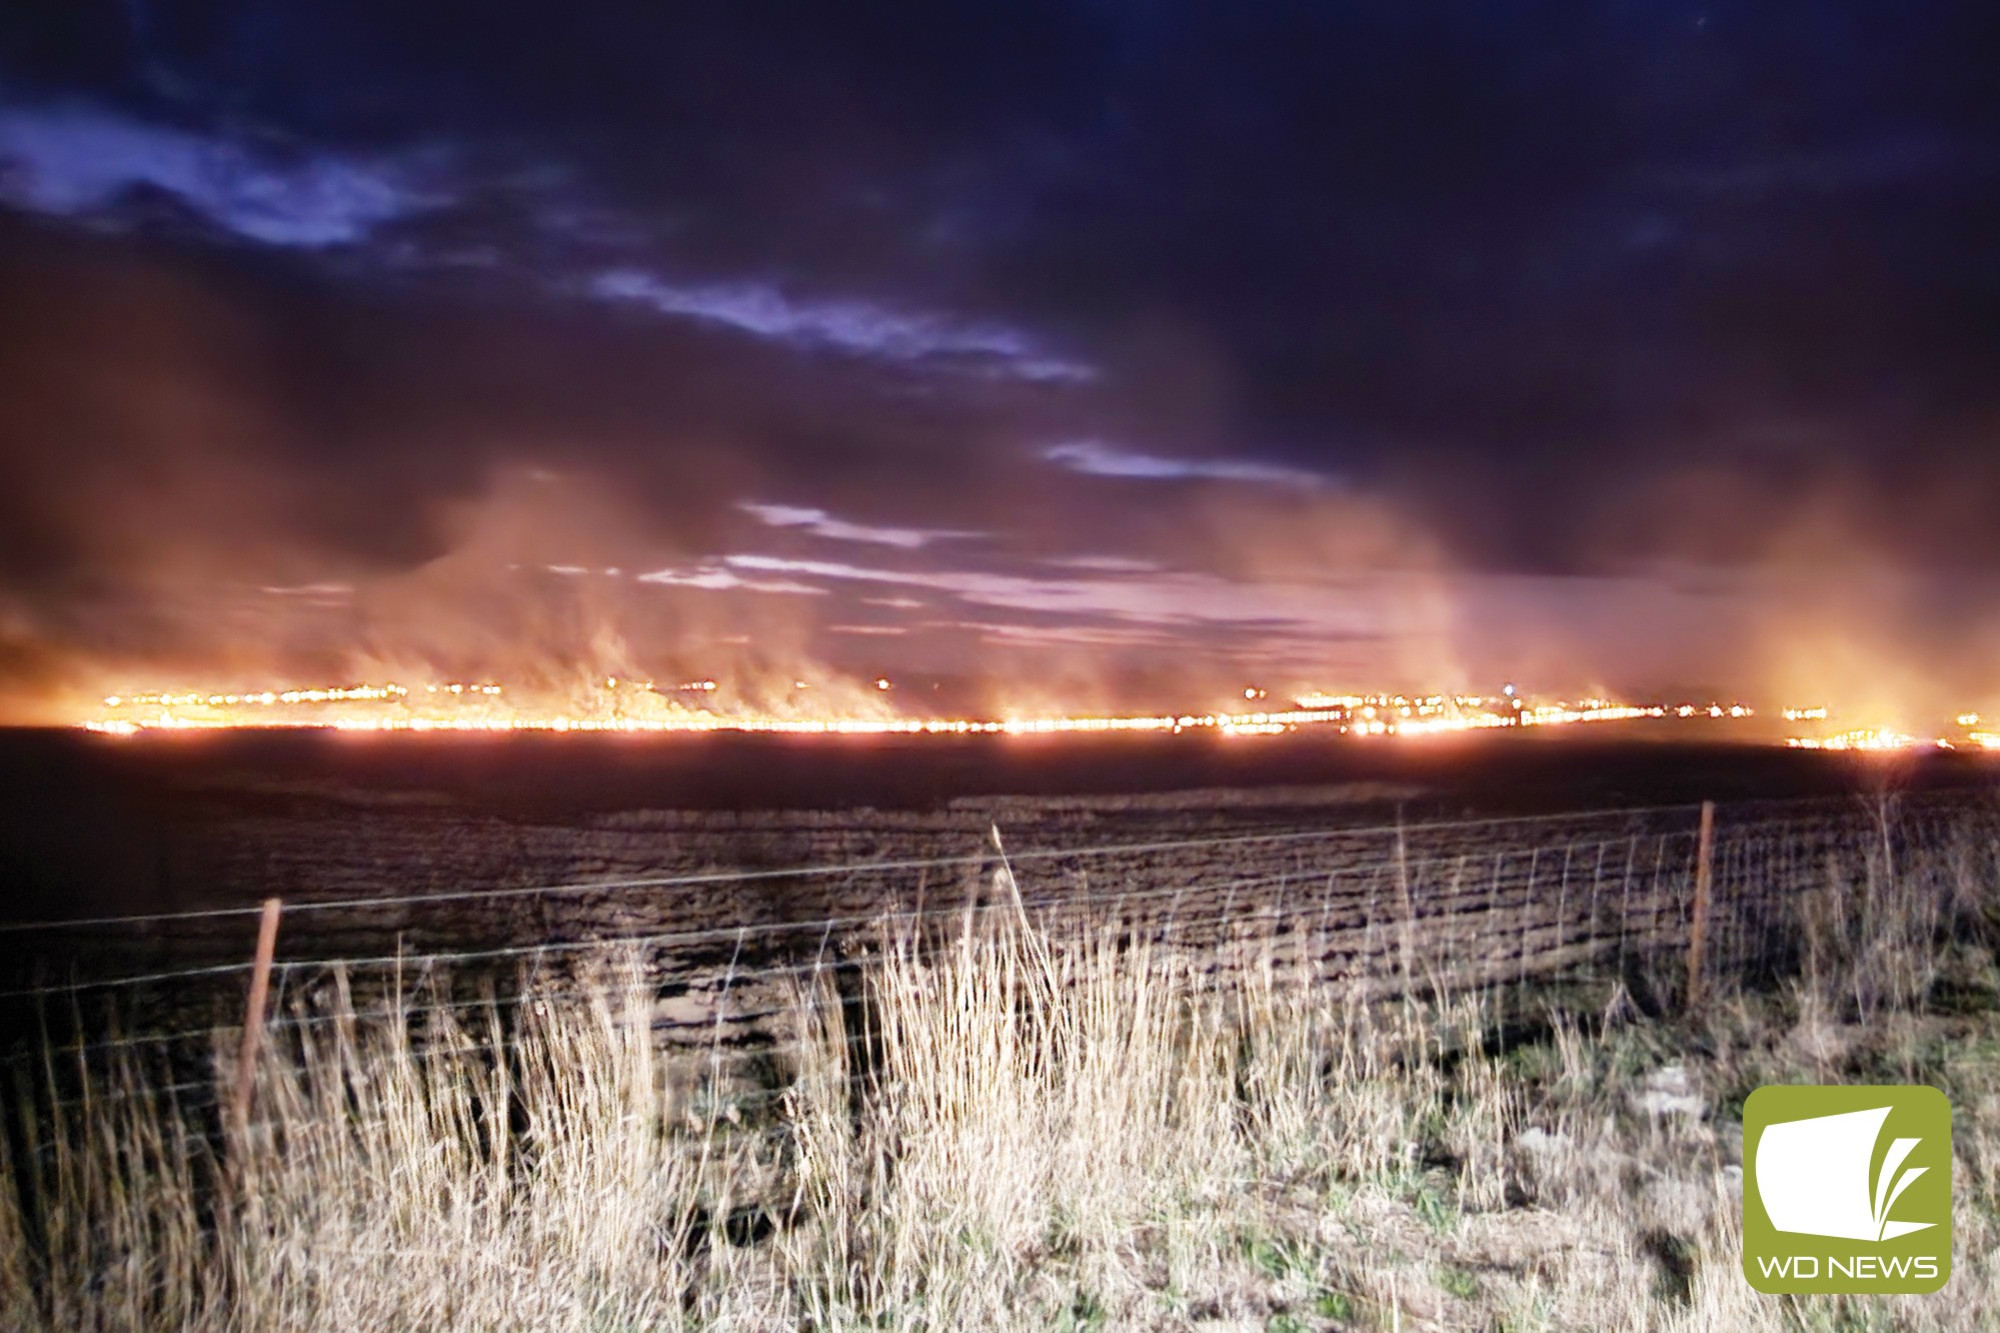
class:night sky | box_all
[2,3,1998,720]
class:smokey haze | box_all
[2,4,1998,724]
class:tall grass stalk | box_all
[4,824,1997,1330]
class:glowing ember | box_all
[64,675,1831,744]
[1784,728,1943,752]
[67,675,1996,752]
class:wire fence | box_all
[6,787,1999,1142]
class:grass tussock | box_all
[5,823,2000,1331]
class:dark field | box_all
[2,724,1993,1020]
[4,723,1999,1289]
[2,722,1991,914]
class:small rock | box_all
[1516,1126,1570,1157]
[1632,1063,1705,1119]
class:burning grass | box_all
[5,828,2000,1330]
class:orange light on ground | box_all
[1784,729,1939,752]
[79,676,1987,750]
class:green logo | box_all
[1743,1084,1951,1294]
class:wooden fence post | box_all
[229,897,283,1149]
[1684,802,1715,1012]
[1393,809,1416,988]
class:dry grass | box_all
[5,826,1999,1331]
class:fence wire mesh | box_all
[5,788,1998,1150]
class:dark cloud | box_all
[1,3,1998,719]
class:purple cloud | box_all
[1042,441,1328,487]
[0,103,444,247]
[588,269,1092,379]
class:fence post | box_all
[1394,810,1415,988]
[229,897,283,1150]
[1684,803,1715,1012]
